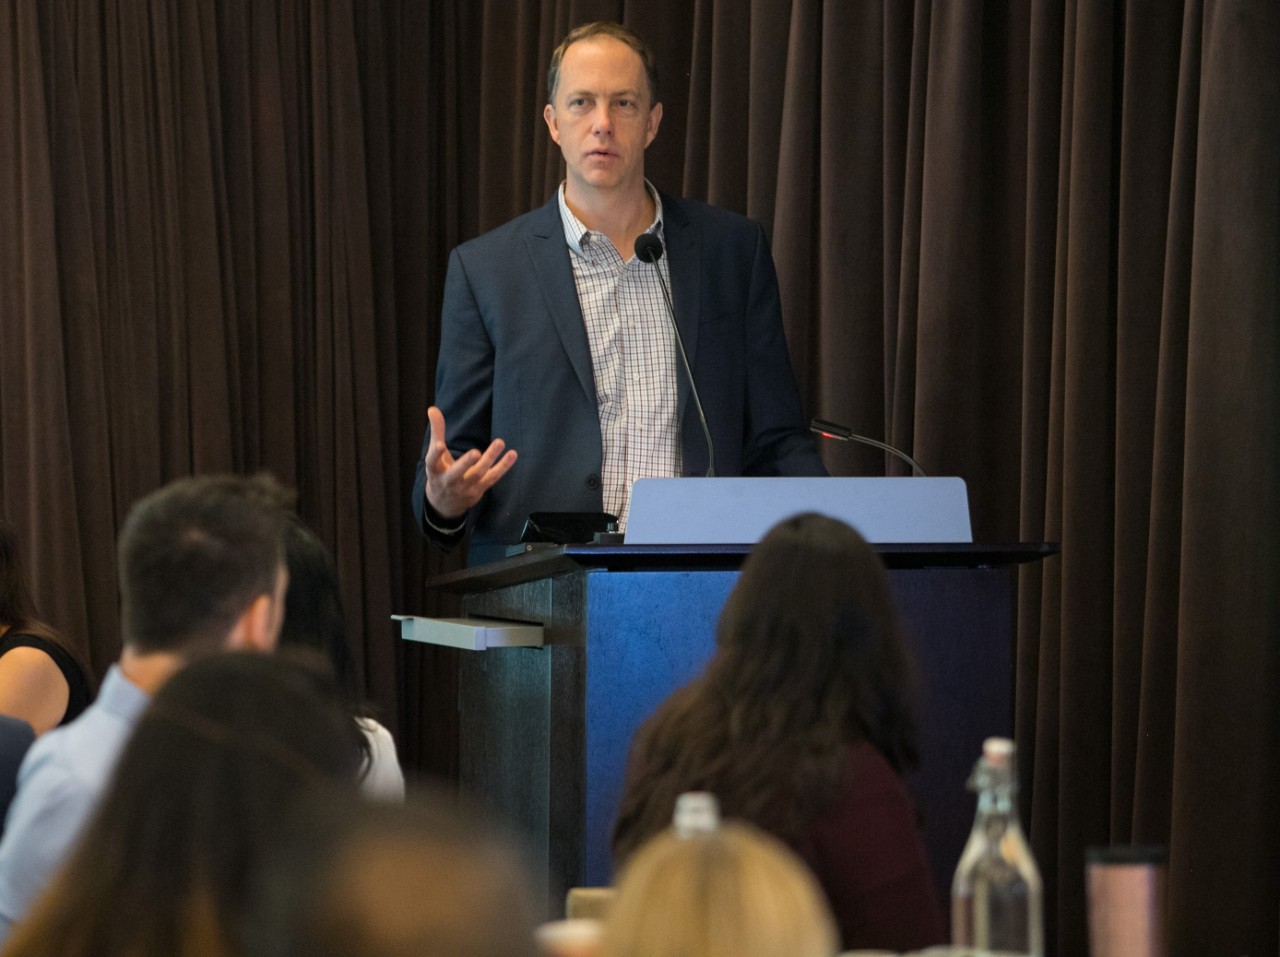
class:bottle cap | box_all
[673,791,720,837]
[982,736,1015,766]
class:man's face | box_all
[543,36,662,201]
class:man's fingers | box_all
[475,449,518,492]
[423,438,456,476]
[434,447,481,486]
[461,439,508,479]
[423,407,454,476]
[427,437,516,516]
[426,406,446,443]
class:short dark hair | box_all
[546,21,659,106]
[118,474,294,654]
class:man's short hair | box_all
[118,474,295,655]
[546,21,659,107]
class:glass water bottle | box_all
[951,737,1044,956]
[673,791,720,837]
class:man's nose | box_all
[590,104,613,134]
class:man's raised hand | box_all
[422,406,518,519]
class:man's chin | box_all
[570,169,635,193]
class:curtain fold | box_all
[1167,3,1279,951]
[1,0,98,673]
[1109,0,1181,846]
[1,2,1276,953]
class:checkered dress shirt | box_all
[557,184,682,529]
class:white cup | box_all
[534,918,604,957]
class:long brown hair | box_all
[612,514,921,859]
[0,652,364,957]
[0,520,46,636]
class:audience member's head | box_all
[118,473,294,657]
[614,513,920,855]
[712,511,919,768]
[278,514,360,705]
[278,515,387,790]
[247,793,539,957]
[0,651,364,957]
[602,822,838,957]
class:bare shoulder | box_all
[0,645,72,735]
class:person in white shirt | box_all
[279,515,405,800]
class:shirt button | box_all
[585,474,600,490]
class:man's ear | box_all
[225,593,276,653]
[644,100,663,148]
[544,103,561,145]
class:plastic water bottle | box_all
[951,737,1044,956]
[673,791,720,837]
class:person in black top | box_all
[0,521,93,735]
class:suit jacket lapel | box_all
[662,196,700,424]
[525,196,595,404]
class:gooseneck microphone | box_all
[634,233,716,477]
[810,419,930,477]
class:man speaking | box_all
[413,22,825,562]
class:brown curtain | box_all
[1,2,1275,954]
[0,0,425,755]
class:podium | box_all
[407,540,1055,914]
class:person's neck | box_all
[564,180,655,257]
[118,646,187,694]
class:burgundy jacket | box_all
[788,741,946,951]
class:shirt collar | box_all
[557,181,665,259]
[96,663,152,721]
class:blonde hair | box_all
[602,822,837,957]
[246,797,538,957]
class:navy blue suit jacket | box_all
[413,192,825,561]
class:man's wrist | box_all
[422,491,467,535]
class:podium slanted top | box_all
[624,477,973,545]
